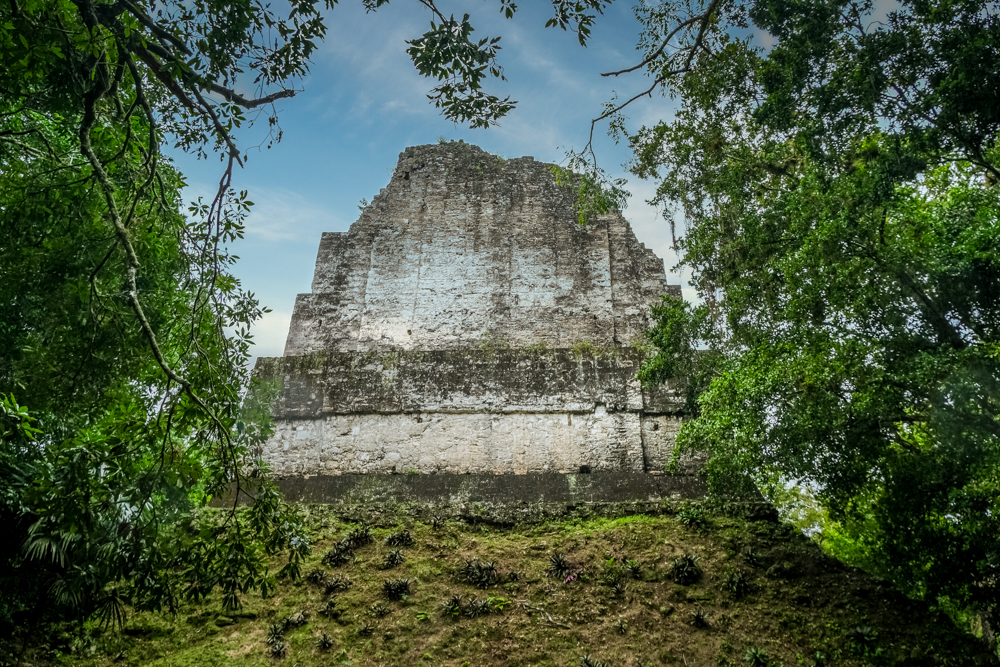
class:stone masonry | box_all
[255,142,685,477]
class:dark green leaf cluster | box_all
[405,13,514,128]
[721,569,752,599]
[458,557,516,589]
[324,573,353,594]
[384,529,413,547]
[346,524,374,548]
[580,654,612,667]
[676,504,708,531]
[440,593,464,617]
[669,554,702,585]
[627,0,1000,637]
[382,577,411,600]
[322,539,356,567]
[547,552,572,579]
[383,549,406,569]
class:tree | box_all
[611,0,999,642]
[0,0,614,642]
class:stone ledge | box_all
[241,471,707,506]
[255,348,686,418]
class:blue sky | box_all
[168,2,707,361]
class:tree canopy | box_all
[0,0,614,642]
[623,0,999,641]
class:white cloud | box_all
[241,187,342,243]
[248,308,293,364]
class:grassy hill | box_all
[40,504,997,667]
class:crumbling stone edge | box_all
[212,472,777,527]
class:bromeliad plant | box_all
[721,569,752,599]
[383,578,412,600]
[441,593,464,618]
[547,553,572,579]
[385,529,414,547]
[670,554,702,585]
[676,504,708,531]
[322,539,355,567]
[690,608,709,628]
[368,602,391,618]
[266,623,286,646]
[464,598,493,619]
[318,600,344,620]
[458,558,511,589]
[325,574,353,594]
[346,524,374,548]
[270,639,289,658]
[383,549,406,569]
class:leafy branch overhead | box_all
[405,0,612,127]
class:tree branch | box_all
[601,14,701,77]
[207,83,297,109]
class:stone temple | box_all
[254,142,685,478]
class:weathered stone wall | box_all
[255,350,686,476]
[284,143,679,356]
[258,142,685,479]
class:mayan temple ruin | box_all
[254,142,687,480]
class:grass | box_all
[56,509,994,667]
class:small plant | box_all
[615,618,627,635]
[318,600,343,619]
[580,655,612,667]
[441,594,464,617]
[305,568,326,585]
[266,623,285,645]
[465,598,492,618]
[459,558,504,588]
[670,554,702,585]
[416,610,431,621]
[625,559,642,580]
[358,621,375,637]
[368,602,391,618]
[383,577,412,600]
[722,569,752,598]
[601,558,628,591]
[325,573,353,594]
[431,515,444,531]
[677,503,708,531]
[316,633,334,650]
[346,524,374,548]
[383,549,406,569]
[690,608,709,628]
[269,639,288,658]
[322,539,355,567]
[742,549,764,567]
[847,625,880,656]
[744,647,770,667]
[547,553,571,579]
[487,596,510,612]
[285,610,309,627]
[385,530,414,547]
